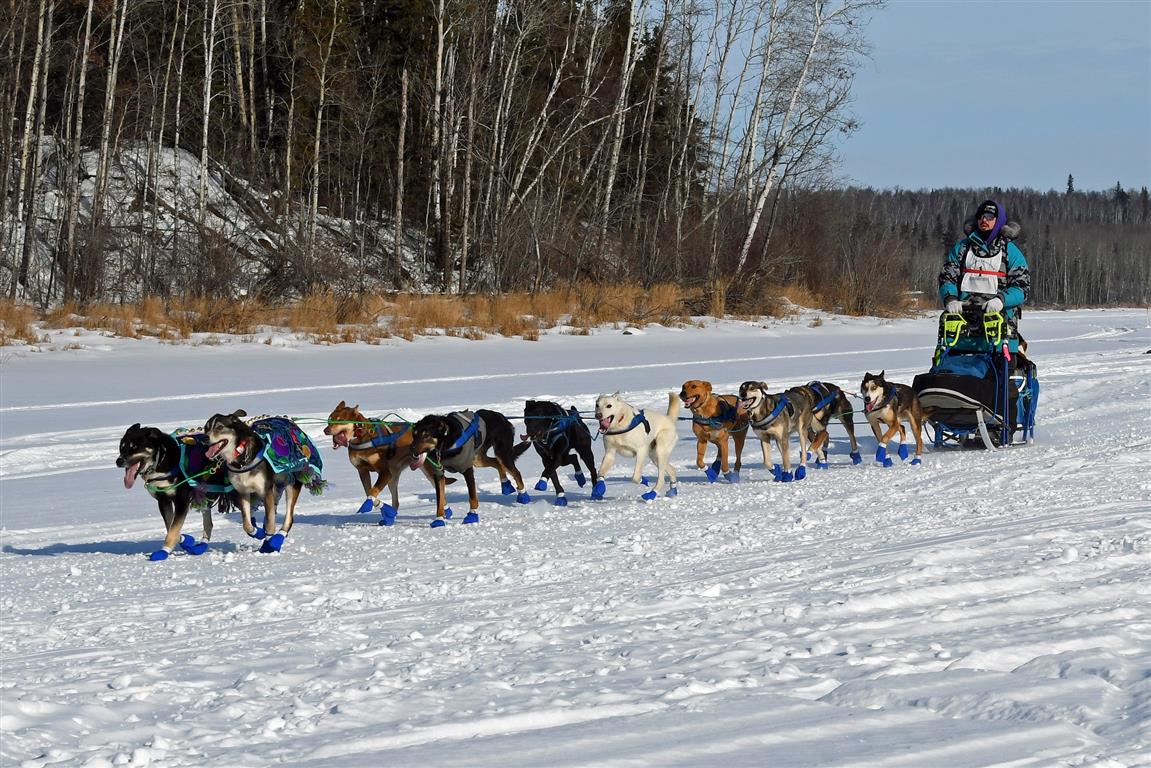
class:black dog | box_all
[408,409,532,526]
[117,423,236,561]
[521,400,599,506]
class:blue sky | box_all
[836,0,1151,192]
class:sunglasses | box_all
[979,212,997,221]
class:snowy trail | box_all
[1,310,1149,767]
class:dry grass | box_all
[5,281,900,346]
[0,300,39,345]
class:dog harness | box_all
[144,431,233,495]
[603,410,650,435]
[750,394,790,429]
[806,382,838,414]
[692,397,744,430]
[531,407,584,451]
[224,417,325,491]
[348,421,409,451]
[866,385,899,414]
[433,412,486,473]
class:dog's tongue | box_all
[205,441,222,459]
[598,417,612,432]
[333,433,348,449]
[410,453,425,471]
[123,461,140,489]
[863,400,873,413]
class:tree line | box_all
[2,0,1146,313]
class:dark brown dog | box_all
[324,401,448,525]
[408,409,531,526]
[678,379,748,482]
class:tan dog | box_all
[738,381,812,481]
[324,401,446,525]
[679,379,748,483]
[860,371,929,466]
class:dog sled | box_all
[912,308,1039,450]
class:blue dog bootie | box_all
[591,479,607,500]
[379,503,398,526]
[574,472,587,487]
[534,478,549,492]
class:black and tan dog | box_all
[324,401,448,526]
[408,409,531,526]
[117,423,237,561]
[679,379,748,483]
[793,381,861,468]
[860,371,929,466]
[521,400,598,507]
[204,410,324,552]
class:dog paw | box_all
[850,451,862,465]
[356,497,375,514]
[148,549,170,561]
[780,471,794,482]
[430,518,447,528]
[640,475,651,486]
[815,461,829,470]
[501,480,515,495]
[554,495,568,507]
[259,533,285,553]
[248,526,266,540]
[724,470,740,484]
[180,534,195,549]
[910,457,922,466]
[898,444,910,461]
[534,479,548,492]
[590,480,607,500]
[882,458,894,468]
[794,466,806,481]
[875,445,888,464]
[462,511,480,524]
[379,503,397,526]
[574,472,586,487]
[640,489,658,502]
[444,507,454,519]
[704,466,719,483]
[516,491,531,504]
[771,464,783,481]
[666,486,678,498]
[182,540,209,556]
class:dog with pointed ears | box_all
[324,400,448,525]
[408,409,531,527]
[859,371,929,466]
[117,423,238,560]
[679,379,748,483]
[521,400,599,507]
[593,392,680,500]
[204,410,323,552]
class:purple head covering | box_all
[975,199,1005,243]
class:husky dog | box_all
[204,410,323,552]
[521,400,599,507]
[737,381,812,482]
[324,400,446,525]
[117,423,236,560]
[593,392,680,501]
[408,409,531,527]
[679,379,748,483]
[859,371,928,466]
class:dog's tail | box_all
[665,391,681,421]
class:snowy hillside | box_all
[1,309,1149,767]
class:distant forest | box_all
[2,0,1147,311]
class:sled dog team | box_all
[118,373,928,559]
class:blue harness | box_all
[443,413,482,456]
[604,410,650,435]
[807,382,838,413]
[692,397,743,430]
[533,409,582,451]
[750,394,790,429]
[348,421,409,451]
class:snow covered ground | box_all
[1,308,1149,768]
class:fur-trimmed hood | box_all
[964,218,1022,241]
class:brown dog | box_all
[678,379,748,482]
[324,401,446,525]
[860,371,929,466]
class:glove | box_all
[945,300,963,314]
[983,296,1004,314]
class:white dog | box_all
[593,392,680,500]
